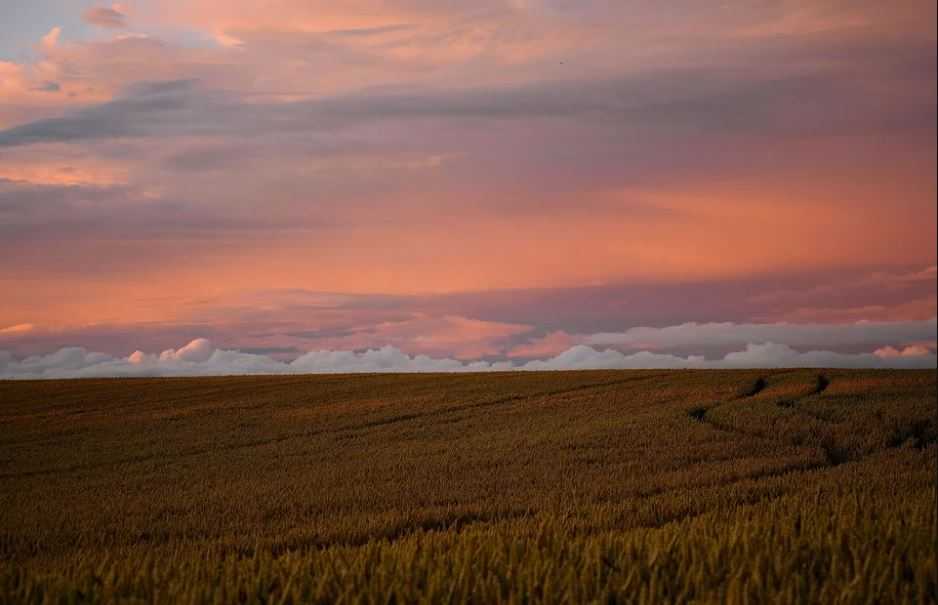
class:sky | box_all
[0,1,936,377]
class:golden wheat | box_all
[1,370,934,603]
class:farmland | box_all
[0,369,935,603]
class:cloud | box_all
[0,338,510,379]
[506,318,938,358]
[0,2,933,355]
[507,330,576,358]
[520,343,936,371]
[0,324,35,335]
[32,82,61,93]
[40,27,61,51]
[2,39,934,148]
[582,318,938,353]
[83,5,129,29]
[873,344,934,359]
[282,314,532,360]
[1,346,114,377]
[159,337,214,362]
[0,80,203,148]
[290,346,512,373]
[1,334,934,379]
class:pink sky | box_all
[0,1,935,371]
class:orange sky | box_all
[0,1,935,363]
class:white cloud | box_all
[521,342,935,370]
[159,337,214,362]
[0,333,934,379]
[290,346,513,374]
[519,345,706,370]
[0,339,515,379]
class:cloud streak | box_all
[2,47,934,148]
[583,318,938,352]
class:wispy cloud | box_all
[83,5,128,29]
[0,324,34,335]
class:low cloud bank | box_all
[523,343,935,371]
[583,318,938,351]
[1,337,934,379]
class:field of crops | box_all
[0,369,935,603]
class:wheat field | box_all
[1,369,935,603]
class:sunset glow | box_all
[1,1,935,375]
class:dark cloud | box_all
[1,32,933,149]
[31,81,61,93]
[0,178,331,243]
[0,80,199,146]
[326,24,416,37]
[407,269,937,334]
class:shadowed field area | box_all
[0,370,935,603]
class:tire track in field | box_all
[341,372,671,433]
[689,373,857,466]
[0,373,668,480]
[690,373,832,430]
